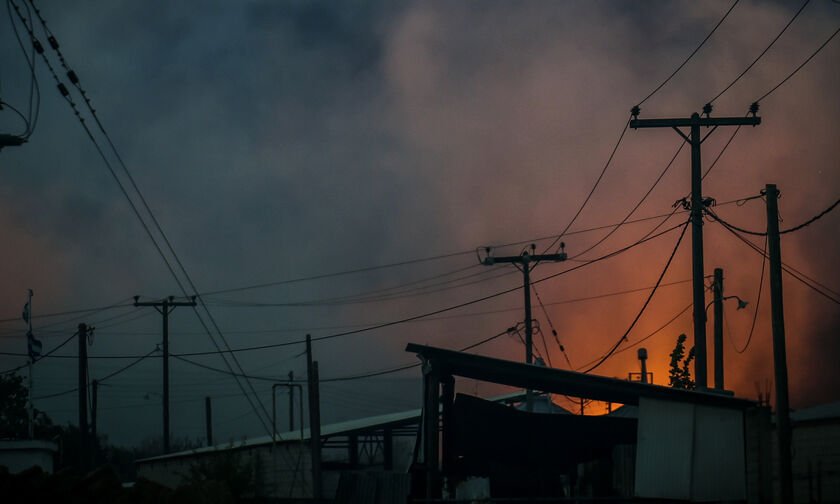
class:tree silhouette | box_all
[668,333,695,390]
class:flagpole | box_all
[27,289,34,439]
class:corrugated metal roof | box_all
[137,390,531,464]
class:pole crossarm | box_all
[482,252,567,266]
[630,116,760,129]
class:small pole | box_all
[288,370,294,432]
[713,268,725,390]
[90,380,99,446]
[205,396,213,446]
[765,184,793,504]
[26,289,34,439]
[78,323,89,472]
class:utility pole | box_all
[482,243,567,411]
[78,323,89,472]
[91,379,99,462]
[765,184,793,504]
[133,295,196,454]
[288,371,295,432]
[630,104,760,388]
[306,335,322,499]
[205,397,213,447]
[713,268,724,390]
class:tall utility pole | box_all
[305,335,322,499]
[133,295,196,454]
[630,105,760,388]
[765,184,793,504]
[78,323,89,472]
[482,244,567,411]
[713,268,724,390]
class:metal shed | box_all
[406,343,756,502]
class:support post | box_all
[713,268,724,390]
[205,396,213,446]
[765,184,793,504]
[78,323,89,472]
[288,370,295,432]
[91,379,98,457]
[630,109,760,388]
[305,335,322,500]
[441,374,456,492]
[133,295,196,454]
[162,298,170,454]
[423,368,441,499]
[383,426,393,470]
[25,289,34,439]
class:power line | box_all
[707,0,811,104]
[732,236,766,354]
[706,196,840,236]
[31,346,158,400]
[717,222,840,305]
[583,219,690,374]
[754,26,840,104]
[20,0,274,435]
[636,0,740,107]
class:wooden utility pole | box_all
[205,396,213,447]
[91,379,99,459]
[713,268,724,390]
[288,371,295,431]
[630,106,760,388]
[133,295,196,454]
[482,244,567,411]
[765,184,793,503]
[78,323,89,472]
[305,335,322,499]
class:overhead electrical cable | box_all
[707,0,811,104]
[754,26,840,104]
[582,219,690,374]
[732,236,766,354]
[716,222,840,305]
[636,0,740,107]
[31,346,158,400]
[19,0,275,435]
[706,196,840,236]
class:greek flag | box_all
[27,330,42,360]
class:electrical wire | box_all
[731,236,766,354]
[0,329,77,374]
[31,346,158,400]
[717,222,840,305]
[582,219,690,374]
[754,27,840,104]
[635,0,740,107]
[19,0,275,436]
[707,0,811,104]
[174,324,514,384]
[541,119,631,255]
[706,196,840,236]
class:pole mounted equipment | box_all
[629,107,760,388]
[480,243,568,411]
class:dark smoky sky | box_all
[1,0,838,446]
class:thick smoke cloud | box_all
[0,0,837,445]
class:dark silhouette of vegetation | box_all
[668,333,695,389]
